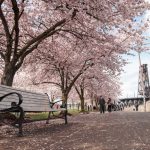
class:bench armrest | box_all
[0,92,23,106]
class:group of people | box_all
[98,95,112,114]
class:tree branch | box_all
[32,81,61,87]
[15,40,42,70]
[11,0,20,58]
[0,2,11,42]
[19,19,66,57]
[10,7,24,36]
[0,1,13,62]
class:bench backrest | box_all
[0,84,63,112]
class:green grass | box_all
[68,109,80,115]
[25,112,49,121]
[25,109,80,121]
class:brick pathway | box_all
[1,111,150,150]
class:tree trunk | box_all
[90,93,94,110]
[60,92,68,116]
[1,64,16,86]
[62,92,68,105]
[80,97,85,112]
[94,95,99,109]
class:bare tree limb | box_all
[19,19,66,57]
[32,81,61,87]
[11,0,20,58]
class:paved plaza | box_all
[1,111,150,150]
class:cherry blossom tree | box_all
[0,0,149,86]
[0,0,69,85]
[24,28,127,105]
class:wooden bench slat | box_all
[0,96,50,104]
[0,84,46,96]
[0,90,48,100]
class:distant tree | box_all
[74,62,121,111]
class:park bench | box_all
[0,84,67,136]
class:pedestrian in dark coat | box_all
[98,95,106,114]
[134,101,139,111]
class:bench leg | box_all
[17,107,24,137]
[46,111,51,124]
[64,110,68,124]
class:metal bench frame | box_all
[0,92,24,136]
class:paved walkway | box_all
[1,111,150,150]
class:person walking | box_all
[134,101,139,111]
[107,98,112,113]
[98,95,106,114]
